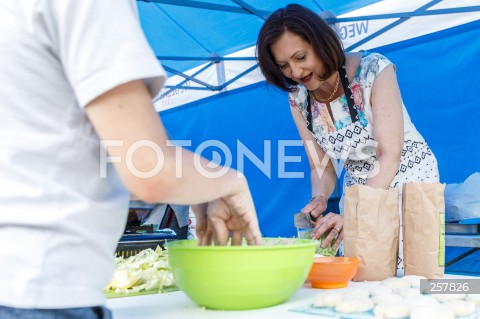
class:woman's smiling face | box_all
[270,31,326,91]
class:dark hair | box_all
[256,4,345,92]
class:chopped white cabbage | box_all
[105,246,175,294]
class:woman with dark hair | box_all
[256,4,439,253]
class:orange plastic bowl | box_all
[307,257,359,289]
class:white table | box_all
[107,274,474,319]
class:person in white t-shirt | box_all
[0,1,262,318]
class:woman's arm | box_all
[290,105,337,218]
[290,104,344,248]
[366,64,404,189]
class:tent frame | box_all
[137,0,480,99]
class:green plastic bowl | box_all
[166,238,316,310]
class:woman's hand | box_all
[300,195,343,250]
[300,195,328,220]
[311,213,344,251]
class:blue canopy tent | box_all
[137,1,480,273]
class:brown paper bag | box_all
[344,185,399,281]
[402,182,445,278]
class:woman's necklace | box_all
[312,71,340,103]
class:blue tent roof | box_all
[137,0,380,73]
